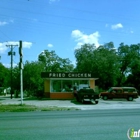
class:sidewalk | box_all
[0,95,82,109]
[0,95,140,110]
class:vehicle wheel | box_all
[128,96,133,101]
[81,98,85,104]
[103,96,108,100]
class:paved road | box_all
[0,95,140,110]
[0,109,140,140]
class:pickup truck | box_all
[75,88,100,104]
[100,87,139,101]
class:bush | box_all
[35,89,44,99]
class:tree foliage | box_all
[74,43,118,89]
[23,61,44,92]
[74,42,140,90]
[0,63,10,87]
[38,50,74,72]
[117,43,140,86]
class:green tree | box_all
[74,42,119,89]
[117,43,140,86]
[124,44,140,90]
[74,44,96,72]
[11,61,44,97]
[94,44,119,89]
[126,59,140,90]
[12,65,20,90]
[0,63,10,87]
[38,50,74,72]
[23,61,44,92]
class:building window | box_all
[51,80,89,93]
[62,80,72,92]
[80,80,89,84]
[51,80,61,92]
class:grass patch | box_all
[0,104,38,112]
[23,97,73,101]
[0,104,79,112]
[23,97,50,101]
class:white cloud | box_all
[0,20,14,26]
[47,44,53,48]
[3,63,17,68]
[71,30,100,49]
[0,21,8,26]
[0,43,7,53]
[22,41,32,48]
[111,23,123,30]
[0,41,32,53]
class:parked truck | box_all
[75,88,100,104]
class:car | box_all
[75,88,100,104]
[100,87,139,101]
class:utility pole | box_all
[6,44,18,99]
[19,40,23,105]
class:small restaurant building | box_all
[41,72,98,99]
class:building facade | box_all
[41,72,98,99]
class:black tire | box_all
[127,96,133,101]
[81,98,85,104]
[103,96,108,100]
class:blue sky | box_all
[0,0,140,67]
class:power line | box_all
[0,29,12,41]
[0,11,139,37]
[0,7,139,39]
[0,1,139,38]
[3,0,138,22]
[0,5,140,24]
